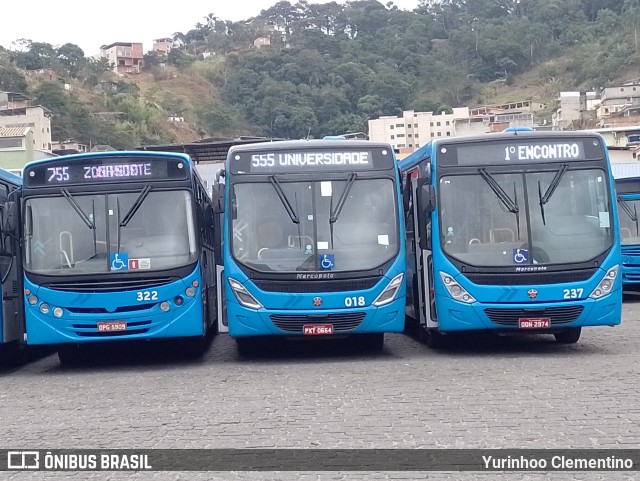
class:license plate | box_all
[518,318,551,329]
[303,324,333,335]
[97,321,127,332]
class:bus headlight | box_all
[228,278,263,310]
[28,295,38,305]
[373,273,404,306]
[185,287,196,297]
[439,271,476,303]
[589,265,618,299]
[160,301,171,312]
[39,303,50,314]
[53,307,64,318]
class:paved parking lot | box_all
[2,299,640,480]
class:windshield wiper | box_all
[538,164,568,225]
[120,184,152,227]
[478,169,521,239]
[618,196,640,235]
[329,173,357,248]
[61,189,94,230]
[268,176,300,224]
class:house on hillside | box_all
[98,42,144,74]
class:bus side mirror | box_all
[212,185,225,214]
[417,180,434,251]
[2,201,18,235]
[418,182,436,214]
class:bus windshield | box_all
[231,178,399,272]
[439,168,613,266]
[618,196,640,246]
[24,190,198,274]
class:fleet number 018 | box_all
[345,296,365,307]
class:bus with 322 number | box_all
[214,139,406,353]
[399,130,621,347]
[17,151,217,364]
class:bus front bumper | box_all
[227,297,405,338]
[434,292,621,333]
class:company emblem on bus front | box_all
[528,289,538,300]
[313,297,323,307]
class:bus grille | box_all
[622,246,640,257]
[484,306,584,326]
[270,312,366,333]
[46,278,177,293]
[466,269,596,286]
[65,303,155,314]
[253,277,381,293]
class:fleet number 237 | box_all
[563,288,583,299]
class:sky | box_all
[0,0,420,56]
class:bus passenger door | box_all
[414,177,437,330]
[0,185,23,344]
[212,181,228,333]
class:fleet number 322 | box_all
[563,288,583,299]
[136,291,158,301]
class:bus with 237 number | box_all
[18,151,217,364]
[214,139,406,353]
[399,130,621,347]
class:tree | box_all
[0,66,27,92]
[56,43,85,77]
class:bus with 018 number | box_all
[398,130,621,347]
[17,151,217,364]
[213,139,406,353]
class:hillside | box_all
[1,0,640,148]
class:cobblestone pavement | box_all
[2,298,640,480]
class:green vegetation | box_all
[1,0,640,146]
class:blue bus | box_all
[0,169,26,362]
[19,151,217,364]
[614,176,640,286]
[399,131,621,347]
[215,140,406,353]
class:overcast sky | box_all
[1,0,420,56]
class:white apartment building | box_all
[368,108,469,152]
[369,105,535,154]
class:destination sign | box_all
[24,156,189,188]
[439,137,606,167]
[230,148,394,174]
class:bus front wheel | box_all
[58,344,88,366]
[554,327,581,344]
[357,333,384,351]
[421,328,448,349]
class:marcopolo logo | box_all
[8,451,40,469]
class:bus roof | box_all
[23,150,193,171]
[0,168,22,186]
[227,139,393,155]
[397,130,605,172]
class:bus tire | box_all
[58,345,87,366]
[421,328,447,349]
[357,333,384,351]
[554,327,581,344]
[236,337,259,357]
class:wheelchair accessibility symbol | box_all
[319,254,335,270]
[512,248,529,264]
[110,252,129,271]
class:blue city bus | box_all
[399,130,621,347]
[19,151,217,364]
[215,139,406,353]
[613,176,640,287]
[0,169,26,363]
